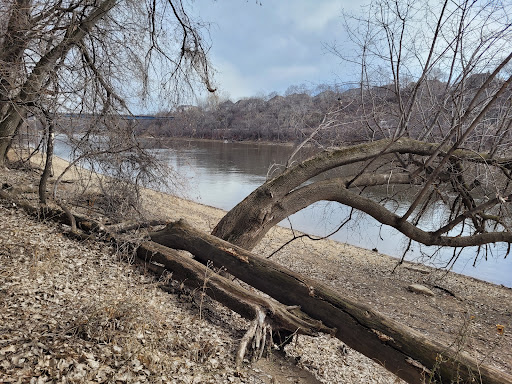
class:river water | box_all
[54,136,511,287]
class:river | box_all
[55,136,511,287]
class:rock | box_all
[407,284,434,296]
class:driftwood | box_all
[150,219,512,384]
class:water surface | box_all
[54,136,511,287]
[156,139,511,287]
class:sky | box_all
[188,0,363,102]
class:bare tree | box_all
[213,0,512,264]
[0,0,215,219]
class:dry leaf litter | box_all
[1,167,405,383]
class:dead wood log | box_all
[136,241,332,366]
[0,190,331,365]
[137,241,331,333]
[150,219,512,384]
[106,219,168,234]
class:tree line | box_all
[142,72,510,148]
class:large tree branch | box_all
[267,138,512,201]
[17,0,117,103]
[262,173,414,230]
[280,181,512,248]
[213,138,512,249]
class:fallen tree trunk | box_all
[0,189,332,365]
[136,241,333,366]
[150,219,512,384]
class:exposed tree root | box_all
[236,307,269,368]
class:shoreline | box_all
[44,151,510,291]
[139,135,298,147]
[20,152,512,377]
[20,149,511,291]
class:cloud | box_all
[188,0,359,101]
[277,1,344,32]
[267,65,318,80]
[210,58,256,101]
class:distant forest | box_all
[137,74,503,146]
[137,84,362,144]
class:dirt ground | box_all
[1,155,511,382]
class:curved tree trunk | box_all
[211,138,415,249]
[212,138,512,250]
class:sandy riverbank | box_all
[48,153,512,374]
[3,152,511,382]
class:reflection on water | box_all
[154,139,511,287]
[55,136,511,287]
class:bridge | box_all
[60,113,173,120]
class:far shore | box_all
[138,134,301,147]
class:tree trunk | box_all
[136,241,332,337]
[211,138,512,250]
[0,106,24,166]
[0,0,32,165]
[39,117,55,204]
[151,219,512,384]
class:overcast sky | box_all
[189,0,363,101]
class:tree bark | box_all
[136,241,332,338]
[0,0,32,165]
[39,116,55,204]
[151,219,512,384]
[212,138,512,251]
